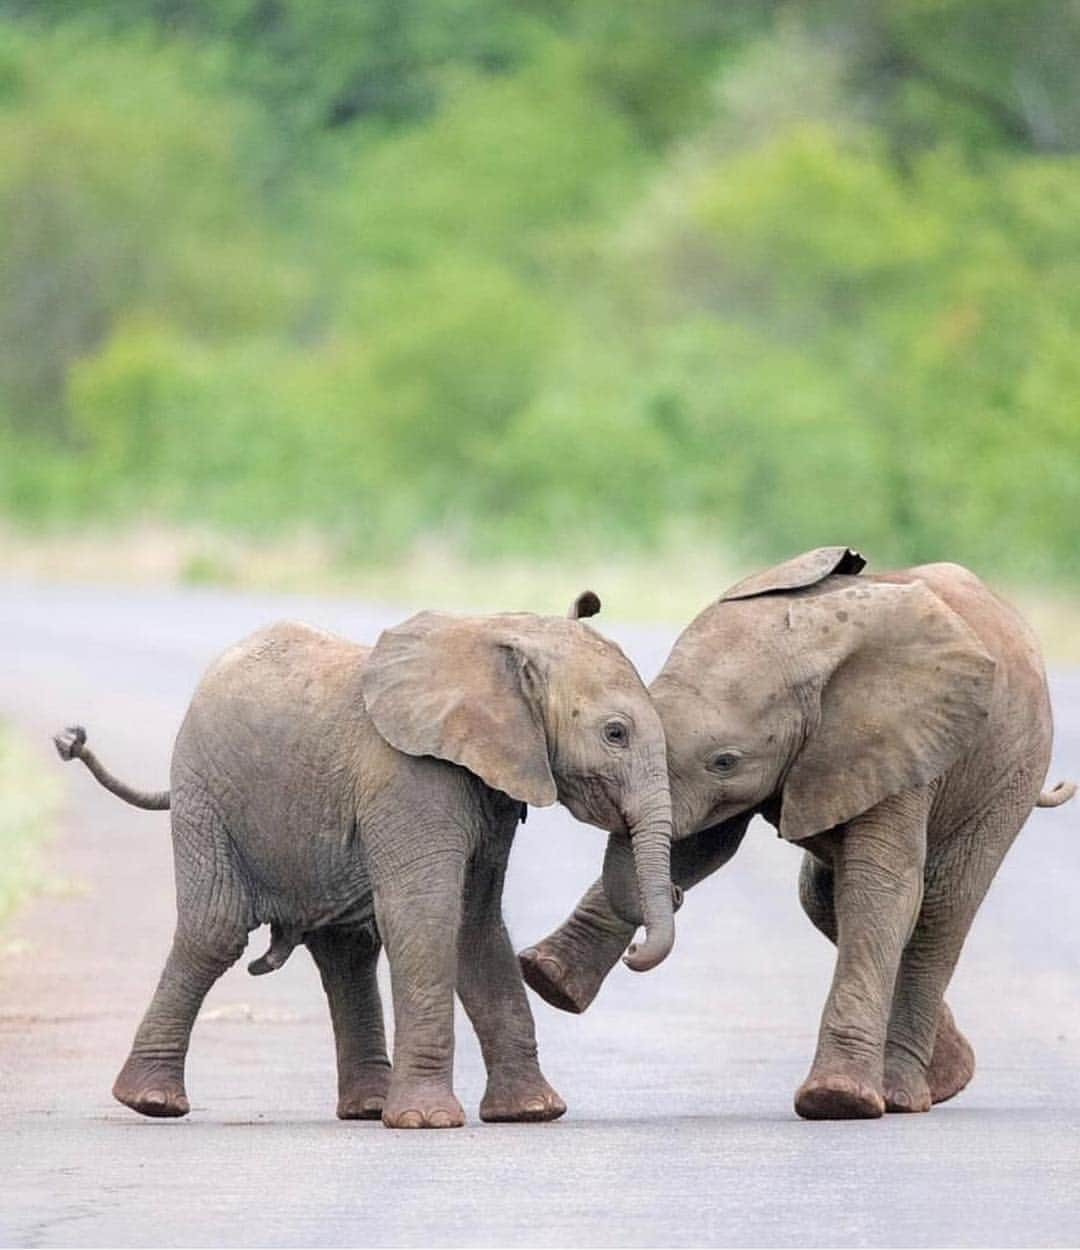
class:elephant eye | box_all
[708,751,741,775]
[603,719,630,747]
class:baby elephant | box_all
[55,601,676,1127]
[522,549,1075,1119]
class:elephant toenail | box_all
[397,1110,423,1128]
[428,1110,454,1128]
[144,1091,166,1106]
[524,1099,545,1113]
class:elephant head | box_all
[361,600,676,971]
[653,547,996,843]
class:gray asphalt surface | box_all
[1,579,1078,1248]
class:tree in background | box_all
[1,1,1077,580]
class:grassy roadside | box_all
[4,521,1080,662]
[0,521,746,624]
[0,723,59,926]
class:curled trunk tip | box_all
[622,917,675,972]
[625,808,675,971]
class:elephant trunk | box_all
[602,788,675,973]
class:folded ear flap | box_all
[780,580,996,841]
[361,612,558,808]
[568,590,601,620]
[721,547,866,602]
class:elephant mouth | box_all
[561,772,628,835]
[695,796,755,836]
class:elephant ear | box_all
[779,580,996,841]
[721,546,866,602]
[568,590,601,620]
[362,611,558,808]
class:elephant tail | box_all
[53,726,171,811]
[1037,780,1077,808]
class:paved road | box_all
[1,580,1078,1248]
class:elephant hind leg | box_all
[799,850,975,1108]
[114,808,252,1118]
[305,925,391,1120]
[923,1001,975,1106]
[114,927,247,1117]
[884,797,1027,1113]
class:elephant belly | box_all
[240,817,377,936]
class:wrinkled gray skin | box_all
[55,603,674,1128]
[522,548,1074,1120]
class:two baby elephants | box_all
[56,546,1074,1128]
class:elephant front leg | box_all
[372,852,467,1129]
[519,815,750,1013]
[795,794,928,1121]
[799,852,975,1108]
[458,855,565,1123]
[519,881,636,1014]
[305,926,391,1120]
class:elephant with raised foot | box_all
[522,549,1075,1119]
[55,600,676,1128]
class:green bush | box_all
[1,4,1078,581]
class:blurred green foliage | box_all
[0,722,57,922]
[1,1,1078,579]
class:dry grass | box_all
[3,522,1079,661]
[1006,592,1080,667]
[0,521,740,624]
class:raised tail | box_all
[1037,780,1077,808]
[53,726,170,811]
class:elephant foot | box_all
[518,933,626,1014]
[883,1065,932,1114]
[518,895,637,1015]
[795,1070,885,1121]
[518,946,594,1014]
[480,1069,567,1123]
[113,1055,190,1119]
[337,1063,392,1121]
[882,1003,974,1111]
[927,1003,975,1105]
[381,1081,465,1129]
